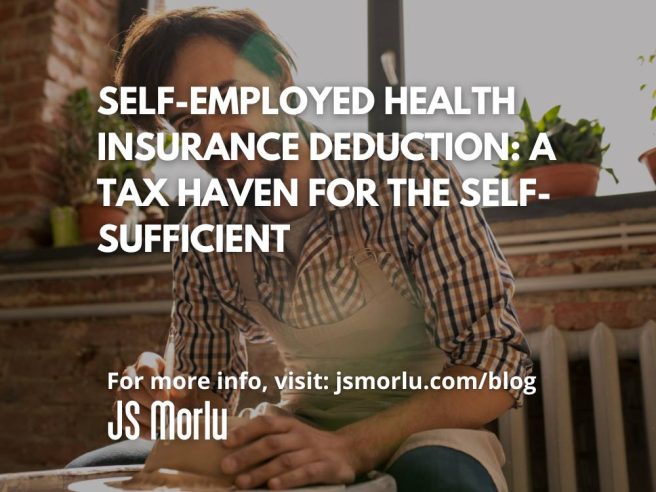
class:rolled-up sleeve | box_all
[408,156,533,406]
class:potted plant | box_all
[496,99,617,202]
[56,88,162,244]
[55,88,126,243]
[638,50,656,184]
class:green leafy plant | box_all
[496,99,617,183]
[56,88,162,205]
[638,50,656,121]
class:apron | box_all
[235,207,507,491]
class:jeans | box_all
[386,446,496,492]
[67,441,496,491]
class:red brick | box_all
[524,263,578,277]
[48,56,80,86]
[1,80,44,103]
[41,102,60,124]
[46,51,75,84]
[1,21,28,39]
[553,299,656,331]
[11,102,44,125]
[98,0,120,9]
[0,108,11,127]
[78,0,113,23]
[0,199,45,220]
[0,321,93,350]
[0,226,32,246]
[515,305,546,331]
[0,123,52,147]
[2,37,50,61]
[30,150,59,174]
[20,0,55,17]
[0,64,17,84]
[7,351,103,379]
[3,151,31,171]
[27,14,53,33]
[43,79,68,105]
[54,0,79,23]
[0,274,172,308]
[85,17,114,42]
[0,377,111,406]
[52,16,84,52]
[2,149,59,174]
[0,5,17,23]
[50,34,82,68]
[19,59,47,80]
[0,172,56,196]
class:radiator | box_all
[499,321,656,492]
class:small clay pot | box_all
[78,203,128,244]
[511,163,600,202]
[50,206,80,247]
[638,147,656,184]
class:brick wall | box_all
[510,245,656,332]
[0,253,286,472]
[0,0,118,250]
[0,232,654,472]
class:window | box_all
[155,0,655,196]
[404,0,656,195]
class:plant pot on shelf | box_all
[50,206,80,247]
[78,203,128,244]
[511,162,600,203]
[638,147,656,184]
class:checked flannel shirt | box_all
[171,129,532,412]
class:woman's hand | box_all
[221,415,363,489]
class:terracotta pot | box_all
[638,147,656,184]
[78,203,128,244]
[511,163,600,203]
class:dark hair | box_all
[115,7,296,131]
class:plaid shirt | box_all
[172,131,532,412]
